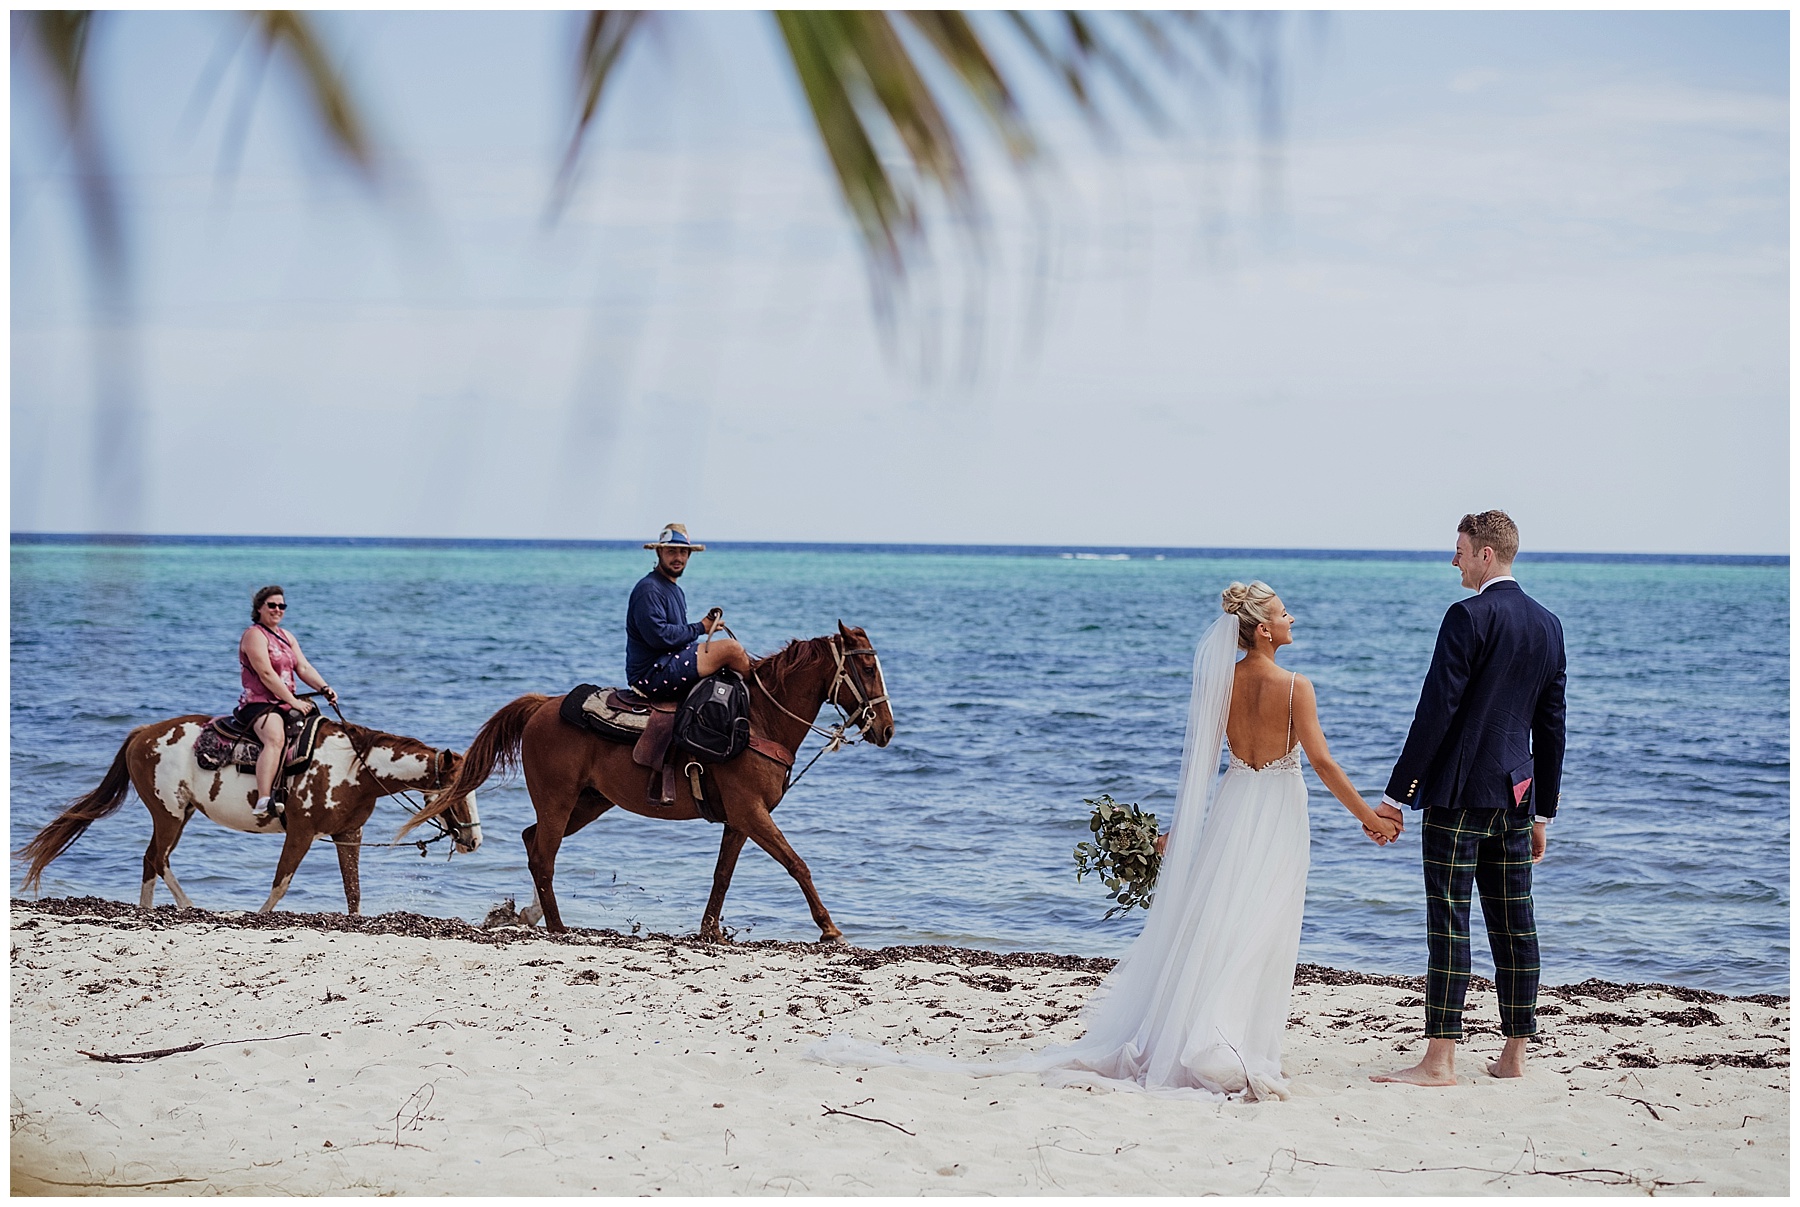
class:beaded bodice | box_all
[1227,742,1302,775]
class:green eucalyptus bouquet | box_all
[1073,794,1162,919]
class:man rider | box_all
[626,523,752,701]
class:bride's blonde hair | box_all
[1221,581,1279,650]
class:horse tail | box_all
[398,694,549,838]
[17,728,140,891]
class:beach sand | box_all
[10,898,1787,1196]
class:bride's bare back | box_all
[1226,661,1298,769]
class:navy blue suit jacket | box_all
[1385,580,1567,818]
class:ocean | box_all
[10,537,1789,995]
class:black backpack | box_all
[674,670,751,763]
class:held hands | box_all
[1362,802,1406,847]
[1154,832,1169,858]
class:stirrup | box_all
[254,787,287,820]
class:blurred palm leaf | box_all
[19,11,123,277]
[247,11,378,178]
[21,9,1284,307]
[19,10,378,230]
[551,10,646,217]
[548,11,1284,292]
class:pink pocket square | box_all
[1512,777,1533,805]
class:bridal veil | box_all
[809,613,1272,1100]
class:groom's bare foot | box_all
[1371,1061,1458,1086]
[1486,1036,1529,1078]
[1372,1038,1458,1086]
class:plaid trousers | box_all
[1421,808,1539,1040]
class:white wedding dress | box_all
[810,614,1311,1101]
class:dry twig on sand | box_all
[820,1102,914,1135]
[392,1083,438,1148]
[1270,1144,1703,1191]
[1607,1092,1679,1121]
[79,1032,311,1063]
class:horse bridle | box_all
[322,701,472,848]
[419,748,480,844]
[752,633,890,753]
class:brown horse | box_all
[18,716,480,914]
[404,622,894,940]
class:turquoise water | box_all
[10,539,1790,994]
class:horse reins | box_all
[294,693,469,855]
[749,634,889,793]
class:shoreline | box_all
[12,897,1788,1194]
[14,894,1786,1006]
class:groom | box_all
[1371,510,1566,1086]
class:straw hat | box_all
[644,523,706,552]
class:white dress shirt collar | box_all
[1477,574,1517,594]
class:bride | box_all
[810,581,1400,1101]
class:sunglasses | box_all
[265,602,287,611]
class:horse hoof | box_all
[818,930,845,944]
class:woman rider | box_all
[237,585,337,820]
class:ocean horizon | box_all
[10,532,1787,566]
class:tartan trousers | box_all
[1421,808,1540,1040]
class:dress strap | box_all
[1285,671,1296,751]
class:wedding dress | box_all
[809,613,1311,1101]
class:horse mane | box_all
[750,636,831,700]
[334,720,433,755]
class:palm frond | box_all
[28,10,93,107]
[551,10,646,217]
[901,12,1034,162]
[1003,11,1091,112]
[1002,11,1281,138]
[1069,11,1171,129]
[21,11,124,275]
[249,11,376,178]
[776,11,936,281]
[540,10,1287,310]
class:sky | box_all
[10,10,1789,553]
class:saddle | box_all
[559,683,792,822]
[194,710,327,778]
[560,684,689,811]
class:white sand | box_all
[10,902,1787,1195]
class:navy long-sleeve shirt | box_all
[625,570,704,684]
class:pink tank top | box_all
[239,625,298,705]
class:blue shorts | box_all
[633,641,702,701]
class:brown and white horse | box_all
[18,716,480,914]
[405,623,893,941]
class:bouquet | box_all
[1073,794,1162,918]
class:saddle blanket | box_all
[561,683,667,743]
[194,711,326,776]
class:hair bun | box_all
[1220,580,1278,649]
